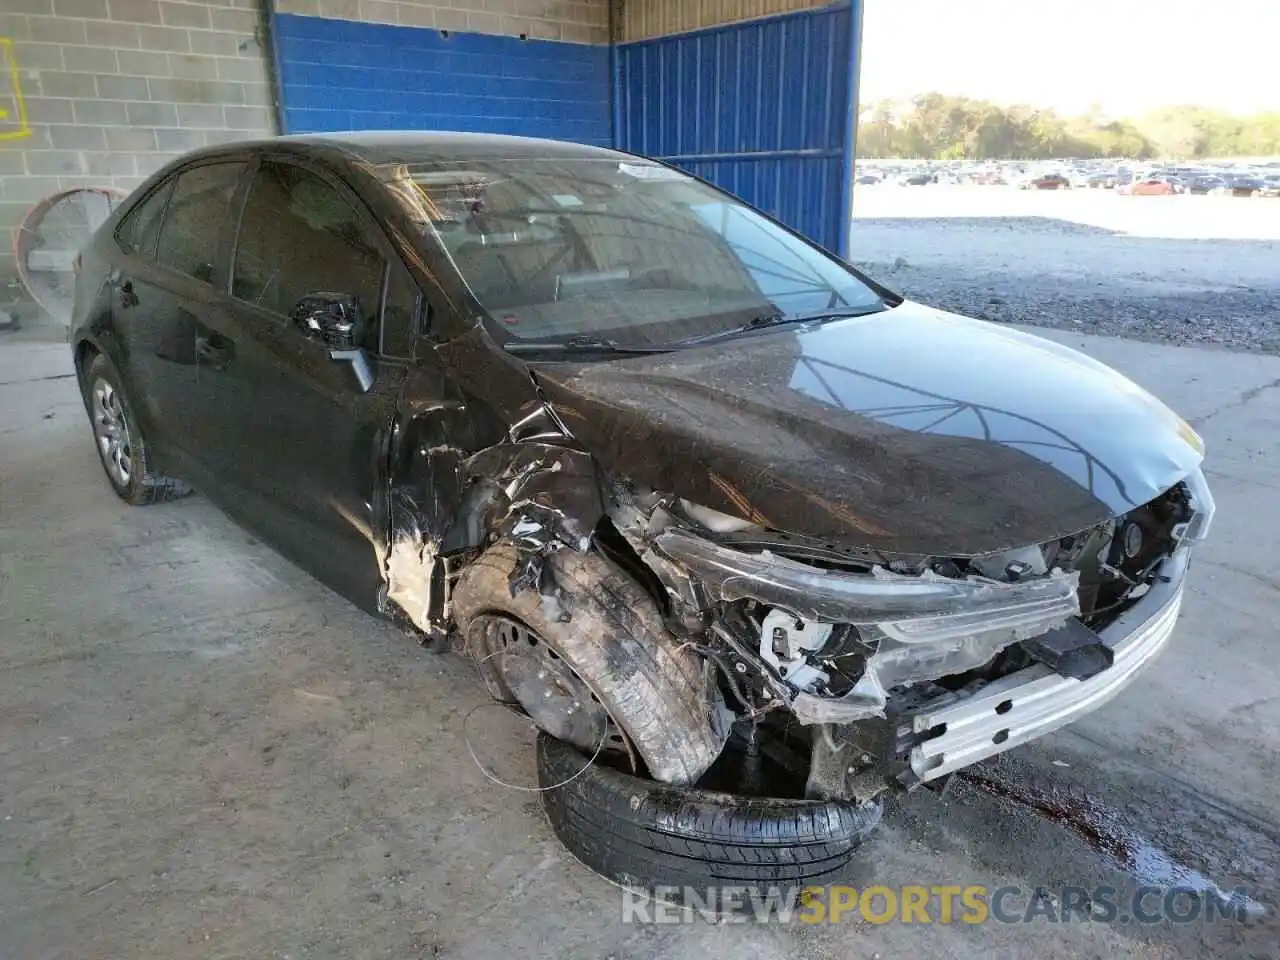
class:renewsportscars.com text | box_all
[621,883,1261,926]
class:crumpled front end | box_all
[608,466,1214,798]
[380,332,1215,799]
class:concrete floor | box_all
[1,329,1277,959]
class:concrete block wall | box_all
[274,0,609,43]
[618,0,830,41]
[0,0,276,304]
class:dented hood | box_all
[533,301,1205,557]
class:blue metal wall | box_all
[268,5,860,254]
[614,2,860,255]
[270,14,611,145]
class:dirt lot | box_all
[3,195,1280,957]
[848,185,1280,352]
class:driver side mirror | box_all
[290,292,374,392]
[291,292,363,350]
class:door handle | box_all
[195,333,234,370]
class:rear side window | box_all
[232,161,385,345]
[155,162,246,283]
[117,181,173,259]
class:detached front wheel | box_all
[536,732,883,905]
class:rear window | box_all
[116,181,173,259]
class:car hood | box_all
[532,301,1205,557]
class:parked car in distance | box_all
[1185,175,1225,195]
[1021,172,1071,190]
[1214,176,1265,197]
[68,132,1216,895]
[899,170,935,186]
[1117,176,1176,196]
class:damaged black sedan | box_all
[70,133,1214,896]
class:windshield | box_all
[381,157,886,349]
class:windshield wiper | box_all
[665,309,788,346]
[503,334,673,356]
[670,306,883,347]
[791,305,886,324]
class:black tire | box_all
[81,352,191,506]
[537,733,883,906]
[452,543,727,785]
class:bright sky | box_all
[859,0,1279,117]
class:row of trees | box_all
[856,94,1280,160]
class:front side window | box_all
[381,260,420,358]
[232,160,385,351]
[382,158,887,350]
[155,162,245,282]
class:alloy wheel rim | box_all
[91,378,133,487]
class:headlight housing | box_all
[654,527,1081,724]
[653,527,1079,625]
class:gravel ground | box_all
[847,186,1280,352]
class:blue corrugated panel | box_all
[270,13,612,146]
[615,2,858,255]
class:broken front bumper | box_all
[907,545,1190,782]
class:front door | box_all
[192,158,419,609]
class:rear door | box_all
[192,156,419,606]
[111,160,247,469]
[109,177,175,445]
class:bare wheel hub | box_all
[474,614,613,752]
[90,377,133,487]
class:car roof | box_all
[192,131,630,166]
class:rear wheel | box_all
[82,352,191,505]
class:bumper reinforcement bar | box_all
[908,548,1190,781]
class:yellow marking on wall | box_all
[0,37,32,141]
